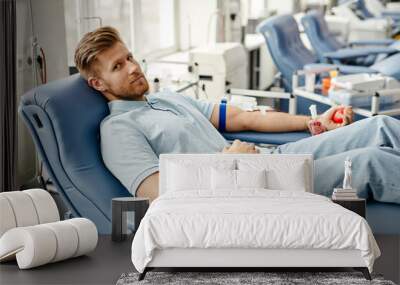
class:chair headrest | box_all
[257,15,318,90]
[20,74,130,232]
[20,74,108,168]
[301,10,345,60]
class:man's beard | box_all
[115,82,149,101]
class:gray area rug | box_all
[116,271,396,285]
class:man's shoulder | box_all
[100,111,141,135]
[149,90,183,101]
[150,91,203,108]
[100,111,124,127]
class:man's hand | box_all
[319,105,353,131]
[222,139,260,154]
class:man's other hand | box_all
[320,105,354,131]
[222,139,260,154]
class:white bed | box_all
[131,154,380,280]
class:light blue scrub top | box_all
[100,91,228,195]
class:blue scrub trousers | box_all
[276,115,400,204]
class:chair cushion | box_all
[222,131,311,145]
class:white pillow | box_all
[236,169,267,189]
[211,168,267,190]
[167,162,209,191]
[211,168,236,190]
[266,164,307,191]
[167,159,235,192]
[238,159,308,191]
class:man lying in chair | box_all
[74,26,400,204]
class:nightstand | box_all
[112,197,149,242]
[332,198,366,218]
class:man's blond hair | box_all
[74,26,123,79]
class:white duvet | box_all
[131,190,380,273]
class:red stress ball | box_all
[332,107,345,124]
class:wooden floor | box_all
[0,235,399,285]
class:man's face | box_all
[91,42,149,100]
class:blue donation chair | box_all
[356,0,400,21]
[355,0,400,36]
[301,10,399,66]
[19,74,310,233]
[257,14,400,114]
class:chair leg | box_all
[354,267,371,280]
[138,268,147,281]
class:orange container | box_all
[322,77,331,89]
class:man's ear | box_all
[88,76,107,92]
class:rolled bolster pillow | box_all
[23,188,60,224]
[0,189,60,237]
[0,218,98,269]
[0,196,17,237]
[0,191,40,228]
[42,221,79,263]
[64,218,98,257]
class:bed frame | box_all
[139,249,371,280]
[138,154,372,281]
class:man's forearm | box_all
[230,110,311,132]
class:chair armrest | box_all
[323,49,369,60]
[348,39,394,46]
[323,47,397,60]
[227,88,291,99]
[227,88,296,115]
[354,46,398,54]
[381,11,400,19]
[221,131,311,145]
[302,64,338,74]
[335,65,376,74]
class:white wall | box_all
[266,0,301,14]
[16,0,69,188]
[178,0,218,50]
[16,0,36,188]
[31,0,69,82]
